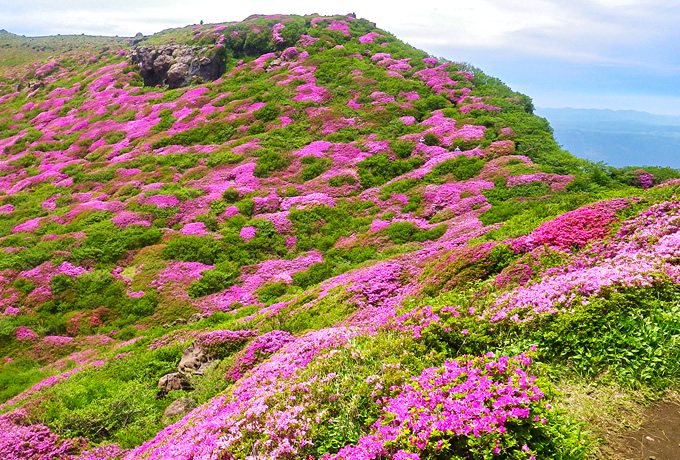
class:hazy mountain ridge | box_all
[537,107,680,168]
[0,14,679,460]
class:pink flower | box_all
[240,226,257,242]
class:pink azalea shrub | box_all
[324,352,548,459]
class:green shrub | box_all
[358,153,424,188]
[222,187,240,203]
[205,151,243,168]
[151,123,235,149]
[236,198,255,217]
[328,175,356,187]
[253,103,279,122]
[300,156,332,181]
[385,222,446,244]
[424,155,485,183]
[188,262,240,298]
[423,132,439,146]
[390,140,414,159]
[162,235,223,265]
[253,150,291,178]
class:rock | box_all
[129,32,145,45]
[158,372,190,392]
[178,342,210,374]
[171,318,187,326]
[153,54,174,73]
[163,397,196,418]
[187,313,206,324]
[167,63,190,87]
[129,44,225,88]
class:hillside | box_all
[1,13,680,460]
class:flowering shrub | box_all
[324,352,551,459]
[226,330,295,381]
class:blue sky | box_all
[2,0,679,115]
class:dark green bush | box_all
[385,222,446,244]
[328,175,356,187]
[301,156,332,181]
[390,140,414,159]
[253,150,291,178]
[162,235,223,265]
[253,103,280,122]
[188,262,240,298]
[424,155,485,183]
[423,132,439,146]
[151,123,235,149]
[222,187,240,203]
[358,153,424,188]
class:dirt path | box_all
[615,398,680,460]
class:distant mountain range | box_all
[536,107,680,169]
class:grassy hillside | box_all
[0,13,679,459]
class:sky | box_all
[2,0,680,115]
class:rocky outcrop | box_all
[129,45,226,89]
[178,342,211,374]
[163,397,197,419]
[158,372,191,393]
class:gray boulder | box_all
[163,397,197,418]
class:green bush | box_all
[328,175,356,187]
[253,150,291,178]
[151,123,235,149]
[253,103,280,122]
[205,151,243,168]
[422,132,439,146]
[162,235,223,265]
[188,262,240,298]
[222,187,240,203]
[390,140,414,159]
[424,155,485,183]
[300,156,332,181]
[358,153,424,188]
[385,222,447,244]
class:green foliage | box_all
[384,221,447,244]
[236,197,255,217]
[293,246,378,288]
[151,123,235,149]
[222,187,240,203]
[72,223,162,264]
[151,109,177,132]
[358,153,424,188]
[255,282,291,304]
[35,344,183,447]
[288,205,369,253]
[9,153,40,167]
[422,132,440,146]
[379,178,420,200]
[390,140,415,159]
[253,150,291,178]
[300,156,332,181]
[328,175,356,187]
[424,155,485,183]
[162,235,222,265]
[205,150,243,168]
[253,103,279,122]
[526,286,680,388]
[103,131,126,144]
[188,262,240,298]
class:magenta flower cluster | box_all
[324,352,546,459]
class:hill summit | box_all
[1,13,680,460]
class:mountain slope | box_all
[1,14,679,460]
